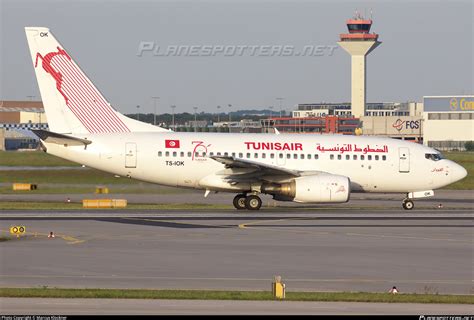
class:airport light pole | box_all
[151,96,160,126]
[217,105,221,123]
[171,105,176,129]
[136,105,140,121]
[193,106,198,132]
[27,95,40,127]
[276,97,284,118]
[228,104,232,122]
[269,106,273,118]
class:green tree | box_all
[465,141,474,151]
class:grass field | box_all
[442,152,474,189]
[1,151,472,191]
[0,288,472,304]
[0,150,78,167]
[0,184,191,194]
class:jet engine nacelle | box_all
[262,174,350,203]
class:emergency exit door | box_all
[125,143,137,168]
[398,147,410,173]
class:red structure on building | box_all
[261,116,360,134]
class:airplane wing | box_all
[210,156,301,177]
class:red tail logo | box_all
[35,47,70,104]
[34,46,130,133]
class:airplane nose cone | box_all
[452,164,468,183]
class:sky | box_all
[1,0,472,114]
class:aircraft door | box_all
[125,143,137,168]
[398,147,410,173]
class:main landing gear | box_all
[402,198,414,210]
[233,194,262,210]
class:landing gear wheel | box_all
[402,199,414,210]
[245,195,262,210]
[233,194,247,210]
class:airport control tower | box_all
[338,12,381,118]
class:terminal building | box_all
[422,95,474,150]
[0,100,47,150]
[293,102,422,117]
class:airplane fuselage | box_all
[43,132,463,195]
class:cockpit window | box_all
[425,153,443,161]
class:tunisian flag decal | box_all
[165,139,180,148]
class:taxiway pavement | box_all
[1,208,472,294]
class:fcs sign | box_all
[450,98,474,111]
[392,119,421,132]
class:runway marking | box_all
[238,219,286,229]
[0,229,85,245]
[237,217,471,242]
[344,232,471,243]
[239,217,334,236]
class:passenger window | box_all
[194,152,198,157]
[337,155,342,160]
[368,155,372,160]
[279,154,283,159]
[293,154,298,159]
[188,152,192,157]
[330,154,334,160]
[165,151,170,157]
[173,151,177,157]
[353,155,357,160]
[270,153,275,159]
[232,152,236,157]
[217,152,221,156]
[262,153,266,159]
[246,153,251,158]
[209,152,214,156]
[224,152,228,156]
[254,153,258,158]
[158,151,162,157]
[180,152,184,157]
[300,154,305,159]
[307,154,312,160]
[375,155,379,161]
[346,155,350,160]
[203,152,206,157]
[286,154,291,159]
[361,155,365,160]
[239,153,243,158]
[315,154,319,160]
[382,155,386,161]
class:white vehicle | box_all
[25,27,467,210]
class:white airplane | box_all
[25,27,467,210]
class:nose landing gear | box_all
[402,198,414,210]
[233,194,262,210]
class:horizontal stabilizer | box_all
[32,129,92,146]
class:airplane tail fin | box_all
[25,27,169,134]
